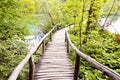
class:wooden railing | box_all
[65,29,120,80]
[8,25,59,80]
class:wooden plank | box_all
[34,72,73,76]
[35,70,73,73]
[34,76,73,80]
[34,74,73,77]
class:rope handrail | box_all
[8,24,58,80]
[65,29,120,80]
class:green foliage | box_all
[69,26,120,79]
[102,0,120,16]
[67,0,120,79]
[1,0,120,79]
[34,0,64,33]
[0,0,37,79]
[61,0,82,25]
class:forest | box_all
[0,0,120,80]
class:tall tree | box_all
[83,0,104,44]
[34,0,63,32]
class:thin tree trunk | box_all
[102,0,115,28]
[48,12,55,26]
[85,0,94,35]
[110,6,119,24]
[79,0,85,49]
[43,2,55,26]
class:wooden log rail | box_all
[65,30,120,80]
[8,24,59,80]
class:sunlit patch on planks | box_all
[34,29,74,80]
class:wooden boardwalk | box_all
[34,29,74,80]
[8,27,120,80]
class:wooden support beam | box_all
[50,32,52,41]
[74,54,80,80]
[67,40,69,53]
[29,57,35,80]
[65,32,67,42]
[42,40,45,53]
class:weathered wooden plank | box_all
[35,70,73,73]
[34,72,73,76]
[34,76,73,80]
[35,67,73,70]
[34,74,73,77]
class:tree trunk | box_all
[48,13,55,26]
[102,0,115,28]
[79,0,85,48]
[83,0,94,44]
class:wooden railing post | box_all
[65,32,69,53]
[50,32,52,41]
[29,57,35,80]
[74,54,80,80]
[42,40,45,53]
[67,40,69,53]
[65,32,67,42]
